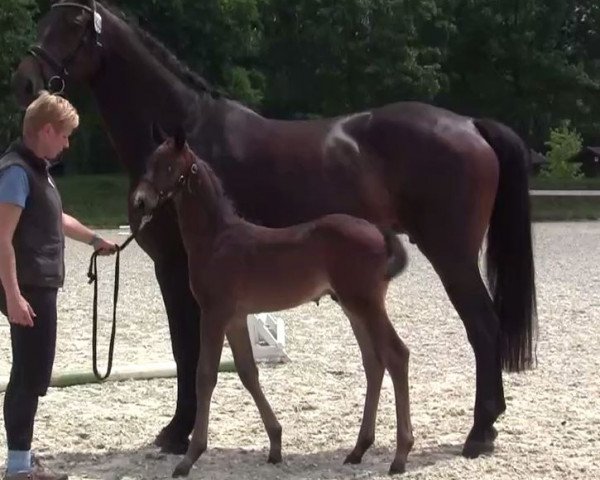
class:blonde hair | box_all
[23,90,79,136]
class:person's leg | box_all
[1,287,57,474]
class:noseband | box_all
[28,1,103,94]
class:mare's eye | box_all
[167,166,172,173]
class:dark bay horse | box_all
[12,0,537,460]
[132,128,411,475]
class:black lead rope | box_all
[84,174,188,381]
[87,232,137,381]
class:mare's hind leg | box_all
[226,315,283,463]
[339,304,385,465]
[421,241,505,458]
[340,295,413,474]
[153,258,199,454]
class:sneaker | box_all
[30,453,42,470]
[3,466,68,480]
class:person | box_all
[0,91,118,480]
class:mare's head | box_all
[12,0,106,106]
[132,125,195,215]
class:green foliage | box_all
[2,0,599,172]
[541,123,584,180]
[0,0,37,148]
[260,0,447,116]
[439,0,600,148]
[121,0,266,106]
[225,66,265,106]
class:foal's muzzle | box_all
[131,185,158,215]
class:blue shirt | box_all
[0,165,30,208]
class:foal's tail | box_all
[380,228,407,280]
[474,118,537,373]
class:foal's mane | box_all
[100,1,218,97]
[184,146,236,222]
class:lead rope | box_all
[86,232,137,381]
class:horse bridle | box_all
[28,1,103,94]
[145,162,199,208]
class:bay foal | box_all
[132,128,412,476]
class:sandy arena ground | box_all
[1,222,599,479]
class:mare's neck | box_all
[90,11,215,180]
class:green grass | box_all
[56,174,129,228]
[530,176,600,190]
[531,196,600,221]
[530,176,600,221]
[54,173,600,227]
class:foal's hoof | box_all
[154,428,190,455]
[462,426,498,459]
[388,460,406,475]
[172,458,193,477]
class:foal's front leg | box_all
[227,315,283,463]
[172,307,228,477]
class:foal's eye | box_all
[70,11,87,27]
[167,166,173,173]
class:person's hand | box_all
[6,293,36,327]
[94,237,119,256]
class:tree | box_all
[0,0,38,149]
[260,0,448,117]
[438,0,600,149]
[120,0,266,106]
[541,122,583,179]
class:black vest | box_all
[0,140,65,288]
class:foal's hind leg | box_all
[339,305,385,465]
[226,315,283,463]
[341,296,413,474]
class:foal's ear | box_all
[174,125,186,151]
[151,122,167,145]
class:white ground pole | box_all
[0,228,289,391]
[0,313,289,391]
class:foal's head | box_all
[132,125,195,215]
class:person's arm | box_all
[62,212,118,255]
[0,203,35,326]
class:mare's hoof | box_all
[462,426,497,458]
[389,460,406,475]
[172,458,192,477]
[343,451,363,465]
[154,428,190,455]
[267,452,282,464]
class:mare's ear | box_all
[151,122,167,145]
[174,125,186,151]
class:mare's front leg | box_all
[153,256,200,454]
[172,307,227,478]
[227,315,282,463]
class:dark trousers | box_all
[1,286,58,450]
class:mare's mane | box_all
[100,1,218,97]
